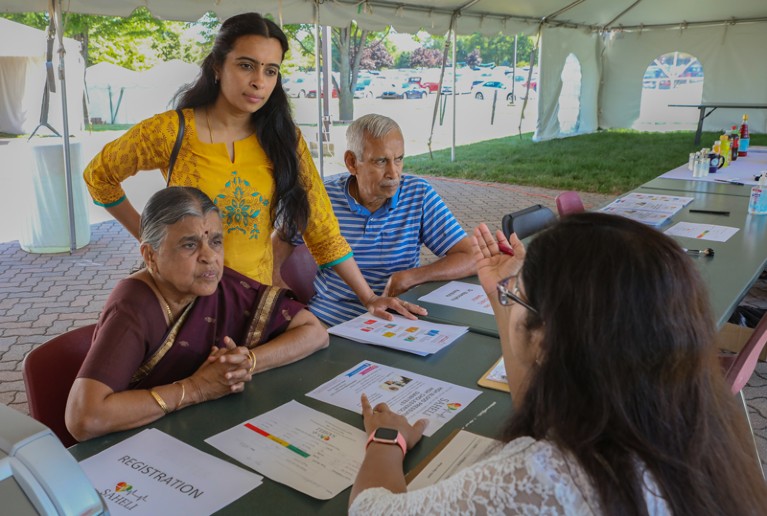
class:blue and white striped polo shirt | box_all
[296,174,467,326]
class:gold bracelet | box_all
[174,381,185,409]
[149,389,170,414]
[248,349,257,374]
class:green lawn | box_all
[407,130,767,195]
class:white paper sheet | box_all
[486,358,507,383]
[205,400,367,500]
[417,281,494,314]
[408,430,500,490]
[327,313,468,356]
[664,222,740,242]
[600,192,694,226]
[79,428,262,515]
[306,360,482,437]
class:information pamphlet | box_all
[664,221,739,242]
[406,430,500,490]
[600,192,693,226]
[206,400,367,500]
[306,360,482,437]
[417,281,493,314]
[79,428,262,515]
[328,313,468,356]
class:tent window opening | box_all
[636,51,703,131]
[557,53,582,135]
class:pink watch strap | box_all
[366,430,407,456]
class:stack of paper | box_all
[600,192,694,226]
[307,360,482,437]
[328,313,468,356]
[417,281,493,314]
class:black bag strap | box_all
[167,108,185,187]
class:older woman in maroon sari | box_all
[66,187,328,441]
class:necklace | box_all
[147,270,175,324]
[205,107,214,143]
[158,294,174,324]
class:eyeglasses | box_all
[497,275,538,314]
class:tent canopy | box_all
[2,1,765,139]
[2,1,766,35]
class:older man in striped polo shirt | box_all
[273,113,475,326]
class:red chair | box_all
[23,324,95,448]
[280,243,318,304]
[719,313,767,477]
[555,191,585,217]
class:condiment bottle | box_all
[730,126,739,162]
[739,114,750,157]
[719,134,731,167]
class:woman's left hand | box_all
[473,223,525,299]
[360,393,428,450]
[365,295,428,321]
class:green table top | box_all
[69,332,511,515]
[634,186,767,327]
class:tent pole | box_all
[51,0,77,253]
[314,15,324,178]
[451,26,456,162]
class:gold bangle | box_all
[174,381,185,409]
[248,349,257,374]
[149,389,170,414]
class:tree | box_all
[359,42,393,70]
[410,47,443,68]
[0,9,215,69]
[395,51,412,68]
[331,22,390,121]
[466,48,482,68]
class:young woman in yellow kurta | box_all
[84,12,424,322]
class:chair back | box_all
[502,204,557,240]
[723,313,767,394]
[280,243,318,304]
[555,191,585,217]
[22,324,95,448]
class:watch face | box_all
[374,427,399,441]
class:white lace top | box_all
[349,437,671,515]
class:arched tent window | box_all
[636,51,703,130]
[558,54,582,135]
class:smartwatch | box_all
[366,427,407,456]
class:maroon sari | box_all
[78,267,305,391]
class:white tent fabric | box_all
[85,60,199,124]
[0,18,85,134]
[2,1,766,141]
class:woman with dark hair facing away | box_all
[66,187,328,441]
[83,12,423,322]
[349,212,767,514]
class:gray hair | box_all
[140,187,220,249]
[346,114,402,159]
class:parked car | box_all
[472,80,515,101]
[282,75,309,98]
[354,76,390,98]
[381,82,428,99]
[306,87,338,99]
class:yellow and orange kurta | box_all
[84,108,351,284]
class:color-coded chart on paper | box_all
[244,423,310,458]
